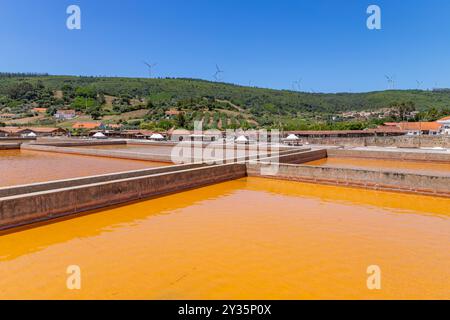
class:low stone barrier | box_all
[0,163,205,198]
[0,137,36,142]
[276,149,326,164]
[328,148,450,163]
[303,135,450,148]
[247,162,450,197]
[0,163,247,230]
[22,142,304,164]
[0,143,21,150]
[22,143,174,163]
[32,140,126,147]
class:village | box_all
[1,114,449,142]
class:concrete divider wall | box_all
[0,143,21,150]
[0,163,247,230]
[0,137,36,142]
[0,163,205,198]
[129,140,297,151]
[33,140,126,147]
[247,162,450,197]
[302,135,450,148]
[22,144,174,163]
[22,143,304,164]
[327,148,450,163]
[276,149,326,164]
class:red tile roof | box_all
[72,122,101,129]
[32,108,47,113]
[391,122,442,131]
[438,116,450,121]
[0,126,66,134]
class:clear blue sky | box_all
[1,0,450,92]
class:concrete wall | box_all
[0,143,20,150]
[33,140,126,147]
[0,163,246,230]
[276,149,327,164]
[327,149,450,163]
[22,144,174,163]
[247,162,450,197]
[0,137,35,142]
[302,135,450,148]
[0,163,205,198]
[22,142,303,164]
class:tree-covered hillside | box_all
[0,74,449,131]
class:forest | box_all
[0,73,449,131]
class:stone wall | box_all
[22,143,174,163]
[247,162,450,197]
[302,135,450,148]
[33,140,126,147]
[327,149,450,163]
[0,143,21,150]
[277,149,327,164]
[0,163,205,198]
[0,163,247,230]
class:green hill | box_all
[0,74,449,131]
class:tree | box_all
[7,82,34,99]
[75,86,97,98]
[392,101,416,121]
[175,112,186,128]
[87,105,102,120]
[97,92,106,105]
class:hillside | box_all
[0,73,449,131]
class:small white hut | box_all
[284,134,302,146]
[92,132,107,139]
[149,133,165,141]
[235,135,249,144]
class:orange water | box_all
[78,144,175,155]
[306,157,450,175]
[0,150,168,187]
[0,177,449,299]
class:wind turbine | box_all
[213,64,224,81]
[143,60,157,78]
[292,78,302,92]
[384,75,396,90]
[416,80,423,90]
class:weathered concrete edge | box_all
[0,143,21,150]
[247,162,450,198]
[0,163,205,198]
[0,148,310,199]
[0,163,247,231]
[328,148,450,163]
[22,143,305,164]
[22,143,174,163]
[33,140,127,147]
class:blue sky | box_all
[1,0,450,92]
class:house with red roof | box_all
[437,116,450,135]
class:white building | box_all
[55,109,76,120]
[437,116,450,135]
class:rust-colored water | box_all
[0,177,449,300]
[306,157,450,175]
[79,144,174,155]
[0,149,167,187]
